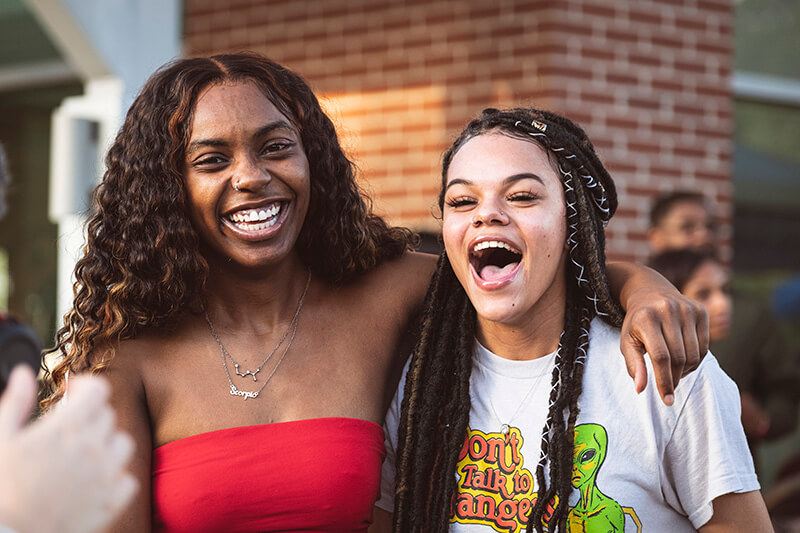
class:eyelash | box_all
[508,191,538,202]
[445,196,475,208]
[261,140,293,155]
[194,155,226,167]
[445,191,538,208]
[192,140,294,168]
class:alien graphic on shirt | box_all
[568,423,635,532]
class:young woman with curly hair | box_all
[41,55,708,531]
[375,108,771,532]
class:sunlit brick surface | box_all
[184,0,733,261]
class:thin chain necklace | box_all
[486,348,555,435]
[204,271,311,400]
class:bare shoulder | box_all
[361,251,437,307]
[92,334,160,531]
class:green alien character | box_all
[568,423,625,532]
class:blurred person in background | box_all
[647,192,799,446]
[650,247,800,528]
[0,143,137,533]
[649,248,789,446]
[648,191,716,252]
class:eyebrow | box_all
[186,120,296,153]
[444,172,545,193]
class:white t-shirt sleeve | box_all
[660,354,760,529]
[375,358,410,513]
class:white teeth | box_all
[229,204,281,227]
[473,240,519,253]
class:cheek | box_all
[183,179,208,223]
[529,213,568,258]
[441,216,464,258]
[710,293,732,315]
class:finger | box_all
[105,431,136,473]
[79,402,116,444]
[66,374,110,405]
[0,365,37,438]
[619,332,648,394]
[81,473,138,533]
[639,327,676,406]
[659,319,687,390]
[695,305,710,366]
[59,375,111,423]
[680,318,701,377]
[107,473,139,518]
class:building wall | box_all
[184,0,733,263]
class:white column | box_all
[49,78,123,320]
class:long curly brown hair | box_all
[41,52,414,409]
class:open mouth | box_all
[226,202,283,231]
[470,240,523,282]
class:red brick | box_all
[651,122,684,136]
[581,2,617,18]
[652,77,685,93]
[629,53,663,68]
[629,8,663,26]
[697,0,732,15]
[538,65,594,80]
[673,145,707,158]
[651,34,683,49]
[606,29,641,45]
[606,116,640,130]
[629,96,662,111]
[606,72,640,86]
[628,141,662,155]
[674,59,708,75]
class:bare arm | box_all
[103,354,154,533]
[699,491,773,532]
[606,261,710,405]
[369,507,393,533]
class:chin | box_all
[469,296,523,326]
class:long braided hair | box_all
[393,108,625,532]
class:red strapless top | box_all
[152,417,385,532]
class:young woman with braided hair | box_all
[374,108,771,532]
[41,53,708,532]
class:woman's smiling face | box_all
[183,81,310,271]
[442,132,568,329]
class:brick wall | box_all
[184,0,733,262]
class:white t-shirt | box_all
[377,318,759,532]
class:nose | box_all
[471,202,509,228]
[232,156,271,193]
[472,210,508,228]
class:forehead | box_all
[663,200,709,221]
[447,132,558,186]
[691,260,727,282]
[189,81,293,138]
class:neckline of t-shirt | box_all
[474,339,557,379]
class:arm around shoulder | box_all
[606,261,709,405]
